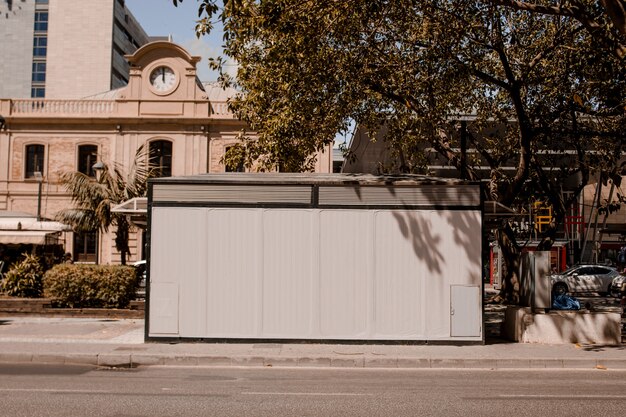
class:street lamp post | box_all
[92,161,105,180]
[91,161,105,264]
[33,171,43,222]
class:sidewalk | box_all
[0,316,625,370]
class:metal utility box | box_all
[519,251,552,310]
[146,173,484,343]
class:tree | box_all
[56,146,152,265]
[178,0,626,302]
[490,0,626,58]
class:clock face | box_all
[149,66,177,93]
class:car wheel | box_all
[553,282,568,296]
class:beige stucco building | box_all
[0,41,333,264]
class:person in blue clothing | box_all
[618,245,626,269]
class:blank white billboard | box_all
[149,207,482,341]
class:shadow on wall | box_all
[391,211,444,275]
[326,175,482,286]
[382,182,482,277]
[577,305,624,347]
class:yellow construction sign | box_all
[533,201,552,232]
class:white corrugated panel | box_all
[420,211,448,337]
[150,207,204,336]
[318,185,480,206]
[152,184,312,204]
[262,210,315,337]
[173,209,210,337]
[205,209,262,336]
[373,211,425,337]
[319,210,371,338]
[149,283,179,334]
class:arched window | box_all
[25,144,45,179]
[149,140,172,178]
[78,145,98,177]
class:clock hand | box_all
[161,68,165,82]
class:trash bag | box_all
[552,293,581,310]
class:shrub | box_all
[43,264,138,308]
[1,253,44,298]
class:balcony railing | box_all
[4,99,235,119]
[210,102,234,117]
[11,99,118,115]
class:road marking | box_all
[0,388,110,394]
[497,394,626,399]
[242,392,369,397]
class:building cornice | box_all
[125,41,201,66]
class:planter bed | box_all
[0,297,144,319]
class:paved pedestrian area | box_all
[0,315,625,370]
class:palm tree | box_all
[56,145,153,265]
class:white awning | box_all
[0,230,61,245]
[111,197,147,214]
[112,197,147,229]
[0,219,71,232]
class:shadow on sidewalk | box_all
[579,344,626,352]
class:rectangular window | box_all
[34,11,48,32]
[73,232,97,263]
[31,62,46,82]
[35,0,49,4]
[25,145,45,179]
[78,145,98,177]
[149,141,173,178]
[31,87,45,98]
[33,37,47,57]
[111,66,129,85]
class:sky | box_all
[125,0,227,82]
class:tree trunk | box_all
[115,219,130,266]
[495,222,521,304]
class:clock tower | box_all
[123,41,206,104]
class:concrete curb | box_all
[2,352,626,370]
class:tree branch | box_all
[490,0,626,58]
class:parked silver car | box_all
[133,260,146,300]
[610,274,626,298]
[550,264,619,296]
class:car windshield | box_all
[559,265,615,276]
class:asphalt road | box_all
[1,364,626,417]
